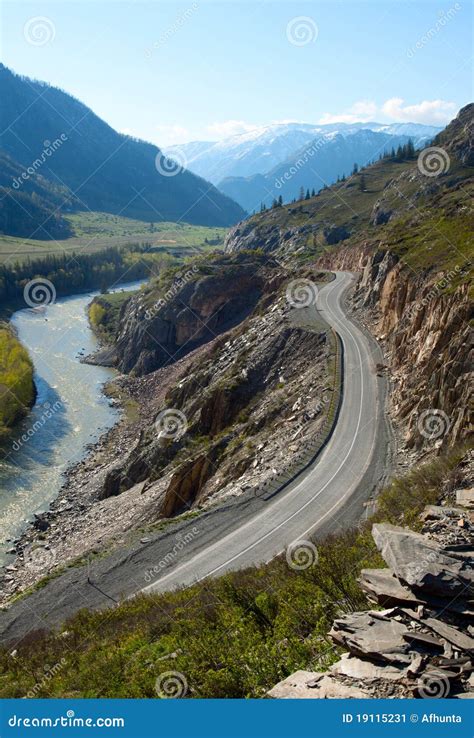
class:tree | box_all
[278,195,283,207]
[352,163,359,175]
[298,186,305,201]
[311,188,316,197]
[359,174,366,192]
[305,189,310,200]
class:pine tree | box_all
[359,174,366,192]
[298,186,305,201]
[311,188,316,197]
[305,189,310,200]
[352,163,359,175]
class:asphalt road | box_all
[0,271,390,645]
[143,271,382,592]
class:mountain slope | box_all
[219,129,422,212]
[0,65,245,230]
[166,121,441,186]
[0,151,74,239]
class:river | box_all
[0,282,143,564]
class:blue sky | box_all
[1,1,472,145]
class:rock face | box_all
[319,242,472,450]
[93,254,269,376]
[268,496,474,699]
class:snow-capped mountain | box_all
[165,121,441,186]
[218,129,425,213]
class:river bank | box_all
[0,281,145,571]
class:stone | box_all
[267,671,370,699]
[456,489,474,508]
[371,523,473,597]
[329,653,406,681]
[359,568,423,607]
[329,611,411,663]
[423,618,474,653]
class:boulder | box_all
[329,611,411,663]
[371,523,473,597]
[267,671,370,699]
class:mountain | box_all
[0,65,245,234]
[0,150,75,239]
[165,121,441,185]
[218,129,419,212]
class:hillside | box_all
[0,151,74,240]
[0,65,245,231]
[219,129,422,212]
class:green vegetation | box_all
[0,212,228,265]
[0,447,465,698]
[0,245,180,307]
[88,291,135,343]
[0,325,35,434]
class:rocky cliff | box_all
[91,252,269,375]
[318,243,472,452]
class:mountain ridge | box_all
[0,65,245,234]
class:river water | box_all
[0,282,142,563]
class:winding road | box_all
[143,270,383,593]
[0,271,390,644]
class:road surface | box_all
[0,271,390,645]
[143,270,382,592]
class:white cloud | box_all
[319,98,457,126]
[381,97,457,124]
[155,124,191,145]
[206,120,257,138]
[319,100,378,125]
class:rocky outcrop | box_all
[268,497,474,699]
[92,254,269,376]
[319,243,472,450]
